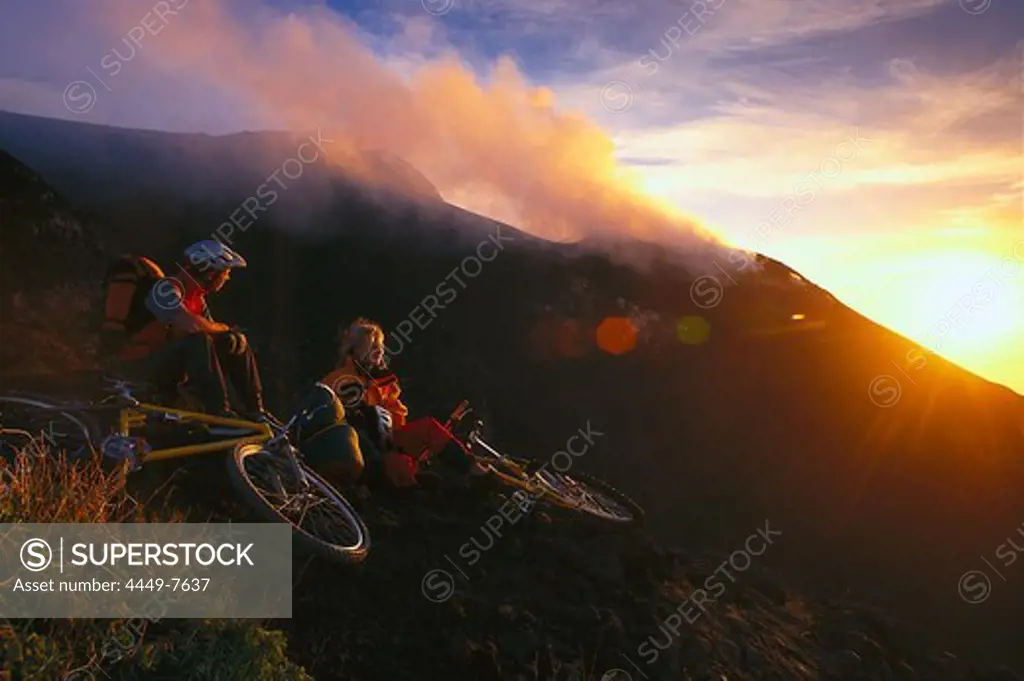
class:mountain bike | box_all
[0,377,370,564]
[434,401,644,526]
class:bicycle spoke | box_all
[534,470,634,522]
[295,496,347,538]
[238,447,365,551]
[0,397,95,458]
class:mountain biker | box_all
[320,318,484,487]
[114,240,267,419]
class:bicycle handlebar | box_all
[444,399,472,430]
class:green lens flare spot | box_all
[676,316,710,345]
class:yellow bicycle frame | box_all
[486,462,581,510]
[467,439,582,511]
[115,402,273,463]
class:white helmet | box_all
[184,240,247,271]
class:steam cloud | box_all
[91,0,732,269]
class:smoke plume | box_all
[90,0,731,268]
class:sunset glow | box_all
[759,230,1024,393]
[1,0,1021,393]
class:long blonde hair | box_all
[338,317,385,364]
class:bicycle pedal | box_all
[100,435,149,472]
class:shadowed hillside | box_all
[0,149,106,375]
[3,434,1019,680]
[1,113,1022,676]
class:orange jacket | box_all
[321,357,409,428]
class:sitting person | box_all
[105,240,267,419]
[320,318,484,487]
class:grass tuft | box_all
[0,445,311,680]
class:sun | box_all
[941,293,1018,349]
[903,256,1023,361]
[779,243,1022,389]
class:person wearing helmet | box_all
[120,240,266,418]
[320,318,485,487]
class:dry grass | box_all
[0,444,310,680]
[0,446,138,524]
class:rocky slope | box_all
[136,453,1021,681]
[278,485,1022,681]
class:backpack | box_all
[292,383,347,442]
[289,383,369,474]
[100,255,166,355]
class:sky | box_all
[0,0,1021,394]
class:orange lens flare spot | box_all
[676,315,711,345]
[596,316,638,355]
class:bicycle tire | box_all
[531,467,644,527]
[227,443,370,564]
[0,393,100,459]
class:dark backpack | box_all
[100,255,165,355]
[292,383,347,441]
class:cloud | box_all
[530,1,1020,396]
[568,44,1021,213]
[0,78,64,117]
[0,0,739,270]
[427,0,946,55]
[112,1,738,263]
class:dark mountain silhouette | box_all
[0,149,107,374]
[0,110,440,207]
[0,148,105,285]
[1,112,1022,677]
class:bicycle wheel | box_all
[0,394,99,460]
[227,443,370,564]
[531,468,644,526]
